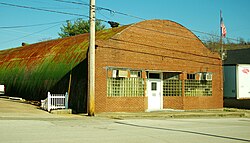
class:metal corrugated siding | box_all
[0,26,129,100]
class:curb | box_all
[50,109,72,114]
[96,112,247,119]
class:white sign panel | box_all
[237,65,250,99]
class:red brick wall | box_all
[183,96,222,110]
[94,20,223,112]
[163,96,183,109]
[106,97,147,112]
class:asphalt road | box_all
[0,98,250,143]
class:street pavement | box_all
[0,97,250,143]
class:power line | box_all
[36,7,82,10]
[52,0,89,6]
[102,6,241,41]
[0,2,88,18]
[52,0,146,20]
[132,25,198,41]
[0,1,242,44]
[191,29,240,42]
[94,6,241,42]
[101,45,220,66]
[1,1,185,41]
[0,2,109,23]
[0,1,222,45]
[96,7,146,21]
[51,0,244,42]
[0,20,69,29]
[50,0,239,42]
[1,23,62,44]
[0,17,79,44]
[0,1,208,46]
[109,37,218,60]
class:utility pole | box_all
[88,0,95,116]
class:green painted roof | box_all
[0,25,129,100]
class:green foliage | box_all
[204,37,250,52]
[204,40,221,52]
[58,18,106,38]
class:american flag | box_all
[220,12,227,38]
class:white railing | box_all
[41,92,68,112]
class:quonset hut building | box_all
[0,20,223,113]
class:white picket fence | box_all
[41,92,68,112]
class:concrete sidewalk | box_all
[0,97,80,119]
[1,97,250,119]
[0,97,54,118]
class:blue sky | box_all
[0,0,250,50]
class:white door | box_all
[147,79,162,110]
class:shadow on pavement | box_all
[115,121,250,142]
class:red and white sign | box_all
[237,65,250,99]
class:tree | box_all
[238,37,246,45]
[58,18,106,38]
[203,32,221,52]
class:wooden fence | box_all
[41,92,68,112]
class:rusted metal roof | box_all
[0,25,129,100]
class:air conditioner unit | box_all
[112,70,128,78]
[201,73,212,81]
[118,70,128,78]
[112,70,117,78]
[205,73,212,80]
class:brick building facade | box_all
[94,19,223,112]
[0,19,223,113]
